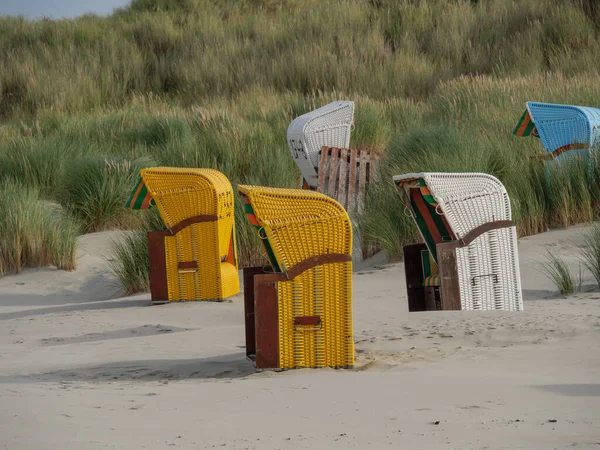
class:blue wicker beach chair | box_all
[513,102,600,163]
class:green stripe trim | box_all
[523,121,535,136]
[422,193,437,205]
[513,110,527,135]
[513,110,536,136]
[243,201,281,272]
[425,201,453,243]
[125,177,143,208]
[411,195,438,262]
[133,184,149,209]
[421,250,432,277]
[423,275,440,287]
[252,225,281,272]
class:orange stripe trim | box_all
[246,214,259,226]
[516,112,531,136]
[226,238,235,265]
[129,180,144,208]
[140,191,153,209]
[412,190,443,243]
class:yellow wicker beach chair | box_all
[238,185,354,370]
[137,167,239,302]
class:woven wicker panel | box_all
[393,172,523,312]
[237,185,352,271]
[238,185,354,368]
[142,167,239,301]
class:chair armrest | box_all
[438,220,515,251]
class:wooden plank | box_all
[327,147,339,200]
[437,244,462,310]
[357,149,368,214]
[347,148,358,208]
[317,146,329,194]
[337,148,348,209]
[370,153,380,185]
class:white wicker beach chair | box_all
[287,101,354,189]
[393,172,524,312]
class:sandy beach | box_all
[0,225,599,449]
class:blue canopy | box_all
[520,102,600,162]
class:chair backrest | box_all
[514,101,600,162]
[393,173,511,262]
[238,185,352,274]
[287,101,354,188]
[140,167,236,262]
[394,172,522,311]
[316,146,381,214]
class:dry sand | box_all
[0,225,599,449]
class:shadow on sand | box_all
[0,353,258,383]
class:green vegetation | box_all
[580,222,600,287]
[0,180,78,274]
[1,0,599,285]
[108,208,165,294]
[57,155,157,233]
[538,250,582,295]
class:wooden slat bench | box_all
[316,146,382,214]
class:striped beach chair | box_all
[513,102,600,162]
[238,185,354,370]
[127,167,239,302]
[394,173,523,312]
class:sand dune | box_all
[0,225,599,449]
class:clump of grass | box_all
[108,208,165,294]
[0,180,78,275]
[580,222,600,287]
[58,155,157,233]
[538,250,581,295]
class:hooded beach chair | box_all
[126,167,239,302]
[238,185,354,370]
[393,173,523,312]
[513,102,600,162]
[287,101,354,189]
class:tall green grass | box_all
[1,0,599,120]
[0,180,78,275]
[538,250,582,295]
[1,0,600,278]
[580,222,600,287]
[57,155,157,233]
[108,208,165,294]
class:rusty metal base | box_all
[243,254,352,371]
[243,266,282,369]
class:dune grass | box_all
[0,180,78,275]
[580,222,600,287]
[57,155,158,233]
[1,0,600,284]
[108,208,165,294]
[538,250,582,295]
[1,0,599,120]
